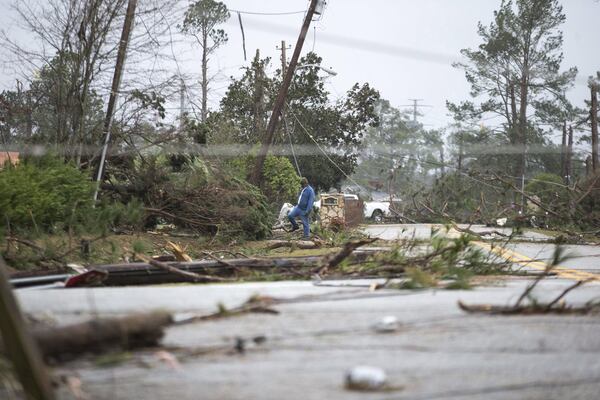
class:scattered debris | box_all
[166,241,193,262]
[173,296,279,325]
[372,316,400,333]
[265,240,322,250]
[345,366,387,392]
[62,375,89,400]
[154,350,181,370]
[64,269,108,288]
[458,265,597,315]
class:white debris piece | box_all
[274,202,294,229]
[496,217,508,227]
[345,366,387,391]
[372,315,399,333]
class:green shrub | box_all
[0,158,144,234]
[262,156,301,205]
[227,155,300,205]
[0,159,94,232]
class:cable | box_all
[227,9,306,16]
[283,114,302,176]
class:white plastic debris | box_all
[372,315,399,333]
[345,366,387,391]
[496,217,508,227]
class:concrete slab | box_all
[13,278,600,400]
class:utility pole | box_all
[93,0,138,203]
[560,121,567,182]
[252,50,265,139]
[250,0,320,185]
[179,76,186,131]
[277,40,291,78]
[591,82,599,171]
[566,125,573,185]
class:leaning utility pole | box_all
[250,0,320,185]
[591,82,599,171]
[93,0,138,202]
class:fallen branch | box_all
[265,240,321,250]
[457,298,599,315]
[175,298,279,326]
[458,279,596,315]
[316,238,377,275]
[30,312,173,361]
[136,254,233,283]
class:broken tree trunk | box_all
[31,312,172,361]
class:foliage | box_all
[525,173,568,210]
[227,155,300,206]
[449,0,577,181]
[210,52,379,192]
[181,0,230,46]
[106,153,273,240]
[262,156,301,205]
[130,90,166,120]
[0,158,94,232]
[0,157,143,235]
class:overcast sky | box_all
[1,0,599,134]
[217,0,600,131]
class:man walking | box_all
[287,177,315,238]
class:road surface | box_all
[6,224,600,400]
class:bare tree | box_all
[0,0,188,164]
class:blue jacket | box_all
[297,185,315,215]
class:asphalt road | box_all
[7,224,600,400]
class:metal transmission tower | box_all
[400,99,432,123]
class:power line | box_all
[227,9,306,16]
[286,101,366,191]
